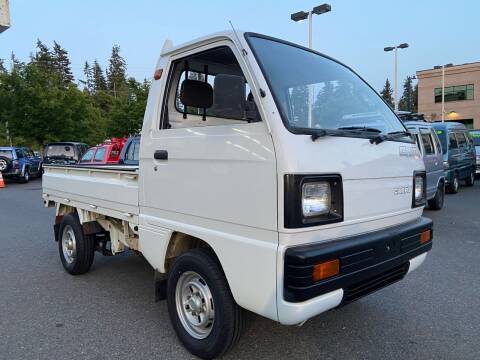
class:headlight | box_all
[443,161,449,169]
[412,172,426,207]
[302,182,331,217]
[284,174,343,228]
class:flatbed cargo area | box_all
[42,164,139,223]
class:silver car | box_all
[406,121,445,210]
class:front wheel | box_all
[428,182,444,210]
[58,213,95,275]
[465,170,475,187]
[167,248,244,359]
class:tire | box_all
[167,248,244,359]
[19,167,30,183]
[58,213,95,275]
[465,170,475,187]
[446,173,459,194]
[0,156,11,172]
[428,182,444,210]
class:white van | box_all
[42,31,433,359]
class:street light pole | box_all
[308,12,312,49]
[394,47,398,111]
[442,65,445,122]
[384,43,409,111]
[291,4,331,127]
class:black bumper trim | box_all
[284,217,433,303]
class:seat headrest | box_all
[212,74,246,119]
[180,79,213,108]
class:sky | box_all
[1,0,478,94]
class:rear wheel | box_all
[428,182,444,210]
[447,173,459,194]
[167,248,244,359]
[465,170,475,187]
[19,167,30,183]
[58,213,95,275]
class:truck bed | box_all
[42,164,139,224]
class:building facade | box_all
[0,0,10,33]
[416,62,480,129]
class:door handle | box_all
[154,150,168,160]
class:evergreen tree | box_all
[399,76,414,112]
[92,60,107,92]
[52,41,74,86]
[106,45,127,96]
[0,59,6,74]
[380,78,394,108]
[33,39,55,72]
[412,83,418,113]
[82,61,94,94]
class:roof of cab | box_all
[431,121,467,130]
[160,30,242,57]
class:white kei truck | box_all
[42,31,433,359]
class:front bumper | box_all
[278,217,432,324]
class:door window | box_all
[455,132,467,149]
[162,46,260,129]
[94,147,106,162]
[449,132,458,149]
[421,133,434,155]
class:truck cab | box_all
[42,31,433,359]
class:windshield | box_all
[0,150,13,159]
[46,144,76,158]
[247,35,405,136]
[470,131,480,146]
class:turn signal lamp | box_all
[312,259,339,282]
[420,229,431,244]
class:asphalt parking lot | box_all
[0,178,479,360]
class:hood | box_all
[277,135,424,228]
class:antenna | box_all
[229,20,248,56]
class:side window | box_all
[16,149,24,158]
[94,147,106,162]
[455,132,467,149]
[133,141,140,161]
[125,142,136,161]
[163,46,260,129]
[420,133,434,155]
[81,149,94,162]
[414,134,422,152]
[449,132,458,149]
[431,129,442,154]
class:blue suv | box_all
[0,147,42,183]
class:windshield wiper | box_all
[293,127,328,142]
[337,126,382,133]
[370,130,411,145]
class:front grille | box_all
[342,263,409,304]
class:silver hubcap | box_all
[175,271,214,339]
[61,225,77,264]
[0,160,6,170]
[454,177,458,190]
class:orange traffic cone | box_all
[0,172,5,188]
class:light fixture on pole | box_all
[384,43,409,112]
[291,4,331,128]
[291,4,331,50]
